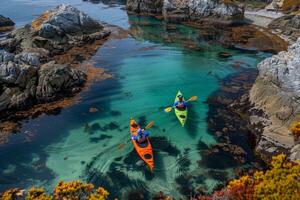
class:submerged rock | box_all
[249,37,300,162]
[0,15,15,27]
[127,0,244,25]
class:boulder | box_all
[268,14,300,42]
[0,50,14,62]
[249,37,300,162]
[163,0,244,24]
[0,15,15,27]
[127,0,244,24]
[36,62,86,102]
[32,4,104,38]
[127,0,163,14]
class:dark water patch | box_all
[175,173,195,196]
[103,121,120,131]
[199,151,240,169]
[177,149,191,173]
[110,110,122,116]
[87,161,150,199]
[123,150,141,165]
[114,156,123,162]
[207,169,229,182]
[151,136,180,157]
[185,104,199,138]
[197,139,209,151]
[0,142,55,192]
[90,134,113,143]
[137,116,147,128]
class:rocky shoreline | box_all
[0,5,112,143]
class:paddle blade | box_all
[145,121,154,129]
[164,107,172,113]
[188,96,198,101]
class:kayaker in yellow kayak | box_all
[130,121,150,143]
[174,95,188,110]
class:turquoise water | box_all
[0,0,270,199]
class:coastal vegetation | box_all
[199,154,300,200]
[1,181,109,200]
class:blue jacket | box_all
[174,101,188,107]
[131,128,149,141]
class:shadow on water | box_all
[185,104,199,139]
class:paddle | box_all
[118,120,154,150]
[164,96,198,113]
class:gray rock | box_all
[127,0,244,24]
[39,23,64,39]
[37,4,104,38]
[127,0,163,14]
[0,61,20,84]
[250,37,300,161]
[36,62,86,102]
[0,50,14,62]
[14,52,40,67]
[269,14,300,42]
[0,15,15,27]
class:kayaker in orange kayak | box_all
[130,121,149,143]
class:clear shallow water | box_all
[0,0,270,199]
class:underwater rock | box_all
[218,51,232,58]
[89,107,99,113]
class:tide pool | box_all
[0,0,270,199]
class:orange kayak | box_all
[130,119,154,171]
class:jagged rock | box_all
[0,61,20,84]
[269,14,300,42]
[14,52,40,66]
[127,0,244,24]
[0,50,14,62]
[127,0,163,14]
[163,0,244,24]
[249,37,300,162]
[34,4,104,38]
[36,62,86,102]
[0,15,15,27]
[0,5,109,116]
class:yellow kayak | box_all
[174,91,188,126]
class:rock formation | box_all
[269,13,300,42]
[127,0,244,25]
[0,4,110,116]
[249,37,300,162]
[0,15,15,27]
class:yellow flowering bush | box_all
[199,154,300,200]
[0,181,108,200]
[1,188,23,200]
[26,187,52,200]
[291,121,300,138]
[88,187,109,200]
[254,154,300,200]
